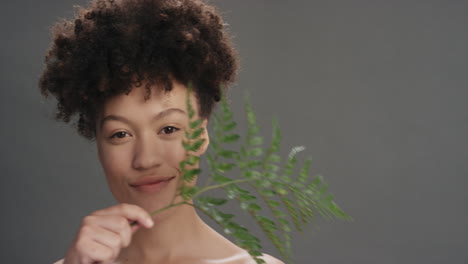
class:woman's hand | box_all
[62,203,154,264]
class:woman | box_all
[39,0,284,263]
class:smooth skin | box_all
[59,79,285,264]
[63,204,154,264]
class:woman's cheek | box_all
[163,139,186,168]
[100,146,133,201]
[100,146,131,181]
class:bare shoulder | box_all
[229,252,285,264]
[258,253,285,264]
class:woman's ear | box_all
[196,118,209,156]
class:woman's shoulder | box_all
[258,253,285,264]
[200,223,285,264]
[225,251,285,264]
[224,250,285,264]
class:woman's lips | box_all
[130,177,175,193]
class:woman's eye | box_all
[160,126,180,135]
[110,131,129,139]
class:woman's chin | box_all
[119,192,178,216]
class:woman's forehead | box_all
[100,81,196,116]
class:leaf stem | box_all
[148,201,187,217]
[137,178,256,225]
[193,178,256,199]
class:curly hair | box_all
[39,0,239,140]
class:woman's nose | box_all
[131,133,163,170]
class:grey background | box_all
[1,0,467,263]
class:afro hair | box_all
[39,0,239,140]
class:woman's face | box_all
[95,80,209,213]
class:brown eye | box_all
[110,131,129,139]
[160,126,180,135]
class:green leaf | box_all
[248,148,263,157]
[247,160,262,168]
[240,146,248,158]
[189,127,204,139]
[209,140,221,152]
[247,109,256,125]
[277,188,288,195]
[271,118,281,152]
[267,200,281,208]
[248,136,263,146]
[213,174,233,184]
[175,87,352,264]
[221,134,240,143]
[243,170,261,179]
[239,193,257,201]
[186,83,195,119]
[308,175,324,190]
[284,156,297,176]
[280,196,302,231]
[182,168,201,182]
[221,110,233,122]
[259,189,276,197]
[267,154,281,163]
[272,209,287,218]
[247,122,259,134]
[190,119,203,129]
[264,172,278,179]
[182,140,191,151]
[257,216,277,230]
[211,208,232,223]
[299,158,312,184]
[185,155,200,166]
[189,138,206,152]
[257,179,271,188]
[223,121,237,132]
[204,197,229,206]
[265,163,279,172]
[317,183,329,199]
[179,185,198,200]
[248,203,262,212]
[217,162,236,172]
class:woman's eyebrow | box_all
[100,108,186,129]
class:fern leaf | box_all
[155,87,352,264]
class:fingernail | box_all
[147,218,154,227]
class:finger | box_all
[130,223,141,234]
[92,203,154,228]
[83,215,133,248]
[85,242,114,263]
[89,226,123,260]
[75,227,117,263]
